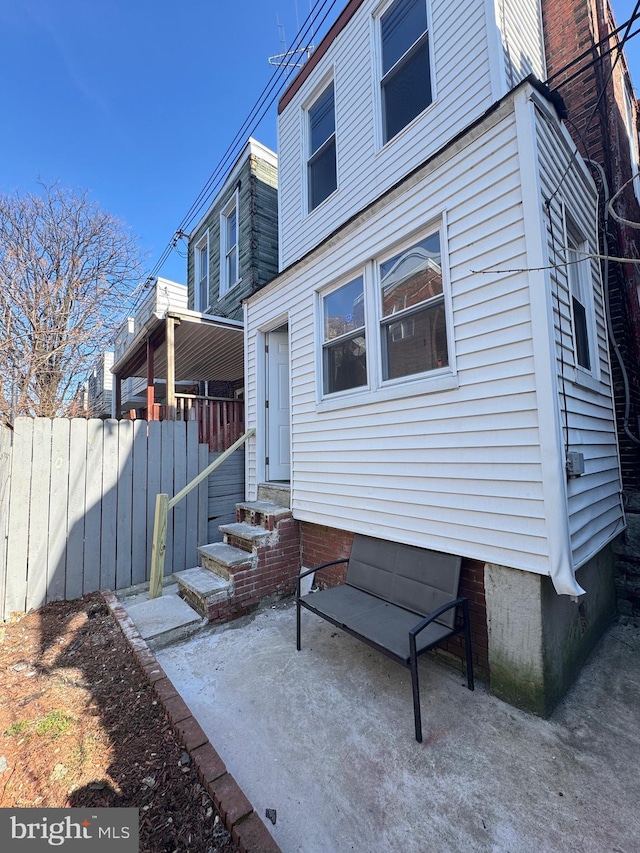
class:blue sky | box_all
[1,0,638,295]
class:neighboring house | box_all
[542,0,640,492]
[187,137,278,325]
[111,139,278,451]
[243,0,627,714]
[541,0,640,615]
[86,351,114,418]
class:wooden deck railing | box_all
[153,395,245,452]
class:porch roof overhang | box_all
[111,309,245,383]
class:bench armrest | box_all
[408,597,467,638]
[297,558,348,580]
[296,558,349,602]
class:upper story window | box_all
[220,195,239,296]
[322,275,367,394]
[379,232,447,380]
[308,82,337,211]
[566,223,592,372]
[195,233,209,312]
[380,0,432,144]
[622,82,640,203]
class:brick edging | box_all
[101,589,281,853]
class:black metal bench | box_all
[296,534,474,742]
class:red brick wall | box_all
[300,522,489,680]
[206,516,301,623]
[542,0,640,490]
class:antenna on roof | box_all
[268,4,314,68]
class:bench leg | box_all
[462,600,475,691]
[296,597,301,652]
[409,636,422,743]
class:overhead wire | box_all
[545,1,640,207]
[128,0,340,313]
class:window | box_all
[567,226,592,372]
[379,232,447,380]
[220,196,238,296]
[195,234,209,311]
[380,0,431,144]
[322,276,367,394]
[622,83,640,203]
[308,83,337,211]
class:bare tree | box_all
[0,183,142,419]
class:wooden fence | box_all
[0,418,245,620]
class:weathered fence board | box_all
[0,424,13,616]
[5,419,34,615]
[100,420,119,592]
[206,450,246,542]
[185,425,199,565]
[160,421,174,579]
[66,418,88,601]
[1,417,244,620]
[172,422,187,575]
[116,419,134,591]
[83,418,104,595]
[131,420,148,586]
[48,420,70,601]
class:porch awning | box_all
[111,309,245,384]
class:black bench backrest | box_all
[345,535,462,629]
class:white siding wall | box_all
[498,0,546,88]
[248,85,623,588]
[250,98,555,574]
[278,0,546,269]
[533,103,624,568]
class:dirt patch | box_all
[0,593,236,852]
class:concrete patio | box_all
[150,598,640,853]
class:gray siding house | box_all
[187,138,278,325]
[111,138,278,450]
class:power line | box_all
[129,0,340,313]
[545,2,640,206]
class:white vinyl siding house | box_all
[246,78,623,597]
[533,101,623,571]
[243,0,625,718]
[277,0,545,270]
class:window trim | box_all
[220,191,240,297]
[375,0,434,148]
[194,232,209,312]
[320,274,368,397]
[377,226,449,384]
[316,217,454,407]
[564,213,596,378]
[622,82,640,204]
[303,73,338,215]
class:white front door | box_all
[266,330,290,481]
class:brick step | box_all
[174,567,232,619]
[257,483,290,508]
[198,543,255,579]
[235,501,292,530]
[220,521,273,552]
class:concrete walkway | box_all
[155,599,640,853]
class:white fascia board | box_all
[189,138,278,240]
[486,0,508,101]
[166,308,244,329]
[246,137,278,169]
[514,85,584,597]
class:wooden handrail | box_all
[149,427,255,599]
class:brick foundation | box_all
[300,522,490,680]
[205,514,301,626]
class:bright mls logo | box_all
[0,808,138,850]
